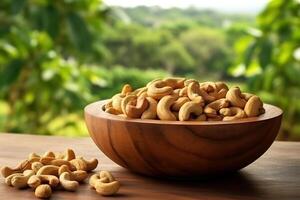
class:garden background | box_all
[0,0,299,140]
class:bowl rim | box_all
[84,100,283,126]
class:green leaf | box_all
[67,12,92,53]
[0,59,23,89]
[258,39,273,69]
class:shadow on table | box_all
[124,169,265,198]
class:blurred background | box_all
[0,0,299,140]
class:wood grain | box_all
[85,100,283,176]
[0,133,299,200]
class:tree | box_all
[231,0,300,140]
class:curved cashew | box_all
[40,157,75,171]
[36,165,59,176]
[112,93,126,112]
[199,87,216,103]
[31,162,44,173]
[70,157,98,171]
[121,94,136,114]
[61,148,76,161]
[157,95,177,121]
[28,175,59,189]
[147,80,173,99]
[58,165,88,182]
[184,79,197,87]
[244,95,264,117]
[94,181,121,196]
[179,87,188,97]
[29,153,41,160]
[1,159,32,178]
[171,97,190,111]
[121,84,132,95]
[179,101,203,121]
[35,184,52,199]
[242,92,254,100]
[163,77,185,89]
[204,98,229,117]
[89,174,109,188]
[125,96,149,118]
[220,107,246,121]
[59,172,79,191]
[43,151,55,158]
[226,87,247,108]
[99,171,115,182]
[141,97,157,119]
[5,173,22,186]
[11,169,35,189]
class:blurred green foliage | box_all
[0,0,299,140]
[230,0,300,140]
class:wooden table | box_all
[0,133,299,200]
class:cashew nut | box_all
[58,165,88,182]
[1,159,32,178]
[94,181,121,196]
[226,87,247,108]
[35,184,52,199]
[40,157,75,171]
[5,173,23,186]
[179,101,203,121]
[220,107,246,121]
[70,157,98,171]
[43,151,55,158]
[141,97,157,119]
[31,162,44,173]
[172,97,190,111]
[28,175,59,189]
[204,98,229,117]
[89,174,109,187]
[36,165,59,176]
[125,96,149,118]
[163,77,185,89]
[11,169,35,189]
[157,95,177,121]
[147,80,173,99]
[112,93,126,112]
[121,84,132,95]
[59,172,79,191]
[244,95,264,117]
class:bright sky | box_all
[104,0,270,13]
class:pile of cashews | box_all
[105,77,265,121]
[0,149,120,199]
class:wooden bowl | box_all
[85,100,283,177]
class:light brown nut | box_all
[244,96,264,117]
[125,96,149,118]
[89,174,109,188]
[43,151,55,158]
[179,87,188,97]
[121,94,136,114]
[59,172,79,191]
[70,157,98,171]
[112,93,126,112]
[40,157,75,171]
[35,184,52,199]
[141,97,157,119]
[171,97,190,112]
[62,149,76,161]
[178,101,203,121]
[204,98,230,116]
[121,84,133,95]
[29,153,41,160]
[36,165,59,176]
[94,181,121,196]
[199,86,216,103]
[28,175,59,189]
[31,162,44,173]
[147,80,173,100]
[99,171,115,182]
[242,92,254,100]
[163,77,185,89]
[5,173,23,186]
[184,79,197,87]
[11,169,35,189]
[157,95,177,121]
[220,107,246,121]
[226,87,247,108]
[58,165,88,182]
[1,159,32,178]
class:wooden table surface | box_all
[0,133,299,200]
